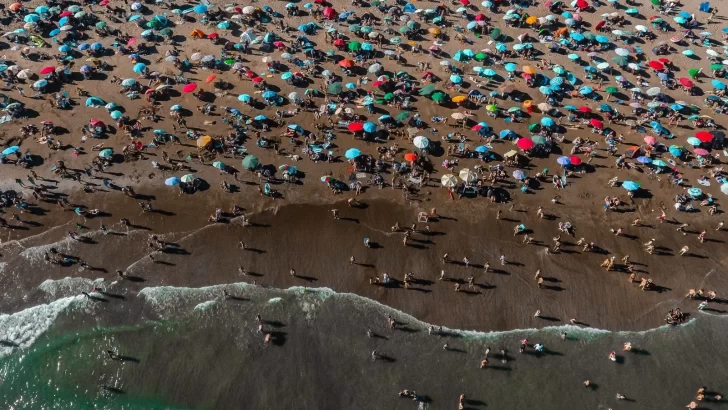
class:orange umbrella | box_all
[404,153,418,162]
[9,3,22,11]
[522,66,536,75]
[197,135,212,147]
[205,74,216,83]
[339,59,355,68]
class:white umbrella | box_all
[190,52,203,61]
[537,102,552,112]
[242,6,255,14]
[451,113,466,120]
[16,69,32,79]
[413,136,429,149]
[368,32,379,38]
[635,25,648,32]
[615,48,629,56]
[201,55,215,62]
[721,184,728,195]
[706,49,719,57]
[646,87,661,96]
[459,169,477,183]
[60,25,74,31]
[441,174,459,187]
[628,63,639,71]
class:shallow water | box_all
[1,279,726,409]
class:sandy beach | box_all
[2,0,728,407]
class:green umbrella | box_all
[612,56,628,66]
[688,68,700,78]
[224,58,235,65]
[384,92,395,100]
[396,112,411,121]
[651,0,661,5]
[710,64,723,70]
[605,86,618,94]
[349,25,362,32]
[431,91,446,102]
[389,37,402,44]
[490,28,501,40]
[474,52,486,61]
[159,27,173,36]
[328,82,343,94]
[399,26,411,34]
[242,155,259,170]
[95,21,107,29]
[528,123,540,132]
[418,84,436,95]
[348,41,361,52]
[583,32,596,40]
[371,0,381,5]
[531,135,547,145]
[508,107,521,112]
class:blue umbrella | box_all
[513,170,526,180]
[550,77,564,86]
[467,21,478,30]
[622,181,639,191]
[570,32,585,42]
[688,187,703,198]
[345,148,361,159]
[652,160,667,167]
[450,74,463,84]
[361,42,374,51]
[254,115,268,121]
[24,14,40,23]
[378,115,392,122]
[679,11,691,18]
[90,42,103,50]
[59,45,72,53]
[132,62,146,73]
[238,94,251,102]
[78,43,90,51]
[636,156,652,164]
[579,86,593,95]
[539,86,552,95]
[110,110,123,120]
[670,103,684,110]
[564,105,578,111]
[217,21,230,29]
[495,43,507,52]
[453,51,467,62]
[49,29,61,37]
[669,146,683,156]
[557,156,571,165]
[262,91,277,99]
[1,146,20,155]
[288,124,304,133]
[475,146,489,153]
[483,69,496,77]
[363,122,377,133]
[500,129,513,138]
[165,177,181,186]
[562,11,573,18]
[599,104,612,112]
[687,137,702,146]
[194,4,208,13]
[541,117,555,127]
[595,35,609,43]
[281,72,293,80]
[35,5,50,14]
[712,79,727,90]
[504,63,517,72]
[85,97,105,107]
[128,15,142,21]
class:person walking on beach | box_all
[717,221,724,231]
[679,246,689,256]
[698,231,706,243]
[499,255,506,265]
[537,207,544,218]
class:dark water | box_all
[1,280,727,409]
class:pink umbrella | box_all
[127,37,137,46]
[643,136,656,145]
[694,148,709,156]
[182,83,198,93]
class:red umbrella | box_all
[679,78,694,88]
[245,70,257,78]
[569,155,583,165]
[273,41,285,48]
[59,11,72,17]
[595,20,606,30]
[39,66,55,74]
[182,83,197,93]
[338,59,355,68]
[460,0,470,5]
[99,0,109,5]
[695,131,713,142]
[517,138,534,150]
[578,106,592,113]
[251,77,264,83]
[323,7,336,18]
[348,122,364,132]
[207,33,219,39]
[475,14,485,21]
[658,57,670,64]
[575,0,588,8]
[372,81,384,87]
[333,39,345,46]
[89,119,105,127]
[648,61,664,70]
[590,119,603,129]
[404,152,418,161]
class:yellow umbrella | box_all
[197,135,212,147]
[428,27,441,35]
[452,95,467,103]
[522,66,536,75]
[523,100,533,109]
[525,16,538,24]
[486,104,498,112]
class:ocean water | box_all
[1,280,726,409]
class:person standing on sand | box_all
[698,231,706,243]
[680,246,689,256]
[717,221,724,231]
[499,255,506,265]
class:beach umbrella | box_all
[254,115,268,121]
[669,145,683,156]
[211,161,225,170]
[636,156,652,164]
[475,146,489,153]
[419,84,436,96]
[242,155,259,170]
[459,169,477,183]
[33,79,48,89]
[696,131,713,142]
[694,148,709,157]
[644,136,657,145]
[539,86,553,96]
[397,112,411,121]
[404,153,418,162]
[504,63,517,72]
[687,137,702,146]
[178,174,195,184]
[712,80,727,90]
[413,136,430,149]
[328,82,343,95]
[646,87,661,97]
[557,156,571,165]
[182,83,197,93]
[604,87,618,94]
[345,148,361,159]
[622,181,639,191]
[363,122,377,133]
[595,35,609,43]
[450,74,463,84]
[541,117,555,127]
[1,146,20,155]
[531,136,547,145]
[132,62,146,73]
[569,156,583,166]
[579,87,593,95]
[441,174,459,187]
[348,123,364,132]
[721,184,728,195]
[517,138,534,150]
[238,94,251,103]
[612,56,628,66]
[109,110,123,120]
[39,66,55,75]
[512,170,527,180]
[338,59,355,68]
[431,92,446,103]
[165,177,181,186]
[590,119,604,129]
